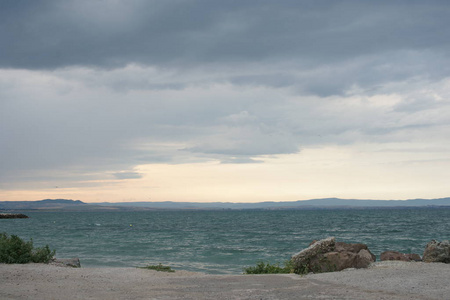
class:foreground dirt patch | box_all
[1,262,449,299]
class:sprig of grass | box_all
[243,260,294,274]
[138,263,175,272]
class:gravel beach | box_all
[1,261,449,299]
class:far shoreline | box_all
[2,197,450,212]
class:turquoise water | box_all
[1,208,449,274]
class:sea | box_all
[1,208,449,274]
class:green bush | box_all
[244,260,294,274]
[138,263,175,272]
[0,232,55,264]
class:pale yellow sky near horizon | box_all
[2,143,449,203]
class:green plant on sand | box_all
[138,263,175,272]
[0,232,55,264]
[244,260,294,274]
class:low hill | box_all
[1,197,449,211]
[0,199,146,211]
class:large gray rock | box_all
[423,240,450,263]
[292,237,336,261]
[291,237,376,274]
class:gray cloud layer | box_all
[1,1,450,188]
[2,1,449,69]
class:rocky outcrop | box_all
[423,240,450,263]
[380,251,421,262]
[291,237,376,274]
[0,213,29,219]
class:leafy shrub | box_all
[138,263,175,272]
[244,260,294,274]
[0,232,55,264]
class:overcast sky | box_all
[1,0,450,202]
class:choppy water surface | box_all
[1,209,449,274]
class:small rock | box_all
[423,240,450,263]
[356,249,376,268]
[50,258,81,268]
[380,251,421,262]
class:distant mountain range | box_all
[1,197,450,211]
[93,197,450,209]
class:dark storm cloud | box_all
[1,0,449,70]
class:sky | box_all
[1,0,450,203]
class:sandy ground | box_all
[1,261,449,300]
